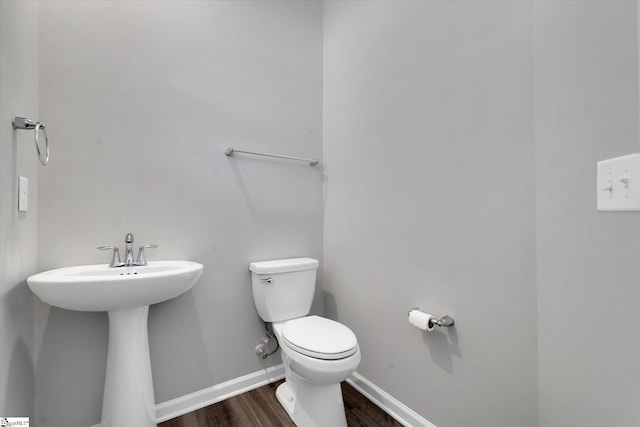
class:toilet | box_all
[249,257,361,427]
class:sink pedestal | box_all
[26,260,204,426]
[101,306,156,427]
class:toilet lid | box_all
[282,315,358,360]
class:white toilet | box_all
[249,257,361,427]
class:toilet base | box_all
[275,380,347,427]
[276,381,296,415]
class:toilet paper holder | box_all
[408,307,455,328]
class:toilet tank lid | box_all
[249,258,319,274]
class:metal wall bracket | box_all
[12,116,49,166]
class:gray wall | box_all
[323,2,640,427]
[25,2,640,427]
[0,0,39,420]
[533,1,640,426]
[36,2,323,426]
[322,2,537,427]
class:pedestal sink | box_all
[27,260,204,427]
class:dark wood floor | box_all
[160,380,403,427]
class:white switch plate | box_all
[18,176,28,212]
[597,153,640,211]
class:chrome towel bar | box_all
[12,116,49,166]
[225,147,319,166]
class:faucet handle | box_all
[135,244,158,266]
[97,246,124,267]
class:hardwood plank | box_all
[342,382,403,427]
[160,379,403,427]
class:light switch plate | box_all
[597,153,640,211]
[18,176,28,212]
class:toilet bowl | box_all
[273,316,361,427]
[249,258,361,427]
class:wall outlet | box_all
[18,176,28,212]
[597,154,640,211]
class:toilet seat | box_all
[282,315,358,360]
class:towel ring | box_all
[12,116,49,166]
[34,122,49,166]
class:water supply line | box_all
[255,322,279,359]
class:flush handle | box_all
[260,277,273,284]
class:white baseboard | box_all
[154,364,285,423]
[93,365,435,427]
[346,371,436,427]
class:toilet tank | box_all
[249,258,319,323]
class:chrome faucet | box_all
[98,233,158,267]
[124,233,135,266]
[97,245,124,267]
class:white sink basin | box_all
[27,260,203,427]
[27,260,203,311]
